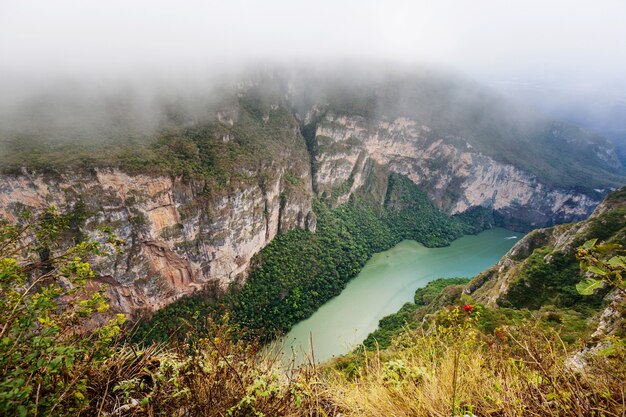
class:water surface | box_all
[278,228,520,364]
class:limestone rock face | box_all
[311,112,600,228]
[0,167,314,316]
[0,102,618,319]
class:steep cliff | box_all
[1,69,624,319]
[0,167,314,316]
[307,112,599,228]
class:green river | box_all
[276,227,521,365]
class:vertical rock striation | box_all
[0,166,314,316]
[309,112,601,228]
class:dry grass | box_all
[81,319,332,416]
[13,312,624,417]
[320,317,626,417]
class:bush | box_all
[0,207,124,416]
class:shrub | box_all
[0,207,124,416]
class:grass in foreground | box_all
[323,307,625,417]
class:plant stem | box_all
[451,347,459,416]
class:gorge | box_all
[0,69,622,326]
[1,67,625,416]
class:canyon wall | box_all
[0,165,314,316]
[310,112,601,228]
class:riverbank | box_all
[278,228,521,364]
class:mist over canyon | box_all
[2,1,626,414]
[0,66,623,320]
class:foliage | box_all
[453,206,503,233]
[132,285,225,345]
[362,303,420,351]
[0,207,124,416]
[414,277,471,305]
[383,174,472,247]
[576,239,626,296]
[497,247,606,311]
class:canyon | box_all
[0,73,623,318]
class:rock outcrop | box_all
[310,112,600,228]
[0,166,314,316]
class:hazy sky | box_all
[1,0,625,89]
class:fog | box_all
[1,0,625,140]
[1,0,625,81]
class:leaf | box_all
[576,278,604,295]
[582,239,598,250]
[587,265,607,276]
[607,256,626,268]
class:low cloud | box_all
[0,0,625,130]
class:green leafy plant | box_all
[0,207,124,416]
[576,239,625,296]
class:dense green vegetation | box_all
[135,173,477,343]
[383,174,472,246]
[413,277,472,305]
[453,206,503,233]
[362,278,471,349]
[497,248,606,311]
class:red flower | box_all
[463,304,474,314]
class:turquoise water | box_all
[276,228,520,365]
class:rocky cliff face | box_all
[0,166,314,316]
[468,188,624,305]
[309,112,600,228]
[0,109,616,318]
